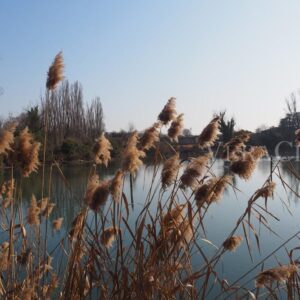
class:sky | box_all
[1,1,300,133]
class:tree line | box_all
[1,80,105,161]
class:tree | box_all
[280,92,300,130]
[218,111,235,143]
[182,128,192,137]
[40,80,105,148]
[255,124,269,133]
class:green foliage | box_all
[219,111,235,143]
[59,139,92,161]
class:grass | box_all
[0,52,300,299]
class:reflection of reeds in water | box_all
[1,53,300,299]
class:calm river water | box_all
[4,158,300,298]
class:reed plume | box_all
[122,131,145,176]
[0,242,9,271]
[93,133,113,166]
[46,51,64,90]
[198,117,220,148]
[69,210,86,241]
[162,204,185,232]
[89,180,110,211]
[230,147,266,180]
[16,127,41,177]
[177,220,193,245]
[180,153,211,189]
[250,146,267,160]
[85,176,110,211]
[140,122,161,151]
[161,154,180,189]
[27,195,40,226]
[38,197,49,213]
[230,153,255,180]
[1,179,14,208]
[253,181,276,201]
[100,226,119,248]
[195,175,232,207]
[168,114,184,142]
[0,123,16,155]
[161,205,193,250]
[42,202,55,218]
[223,236,243,251]
[110,169,124,203]
[158,97,177,125]
[222,131,251,160]
[256,264,298,287]
[52,218,63,231]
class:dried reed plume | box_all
[223,236,243,252]
[42,202,55,218]
[180,153,211,189]
[230,147,266,180]
[110,169,124,203]
[161,205,193,249]
[168,114,184,142]
[0,242,9,271]
[85,175,110,211]
[46,51,64,90]
[1,179,15,207]
[93,133,113,166]
[69,210,86,241]
[222,131,251,160]
[256,264,298,287]
[27,195,40,226]
[100,226,119,248]
[195,175,232,207]
[198,117,220,148]
[158,97,177,125]
[52,218,63,231]
[38,197,49,213]
[162,204,186,232]
[177,220,193,246]
[16,127,41,177]
[230,153,255,180]
[0,123,16,155]
[161,154,180,189]
[250,146,267,160]
[122,131,145,176]
[253,181,276,201]
[140,122,161,151]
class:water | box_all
[3,158,300,298]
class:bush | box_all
[60,139,92,161]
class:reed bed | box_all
[0,53,300,299]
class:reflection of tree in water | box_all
[278,160,300,204]
[3,162,122,233]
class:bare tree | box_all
[41,80,105,148]
[282,92,300,129]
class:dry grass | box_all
[93,133,112,166]
[1,53,300,299]
[46,51,64,90]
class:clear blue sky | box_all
[1,1,300,133]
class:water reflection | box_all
[3,158,300,298]
[6,158,300,233]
